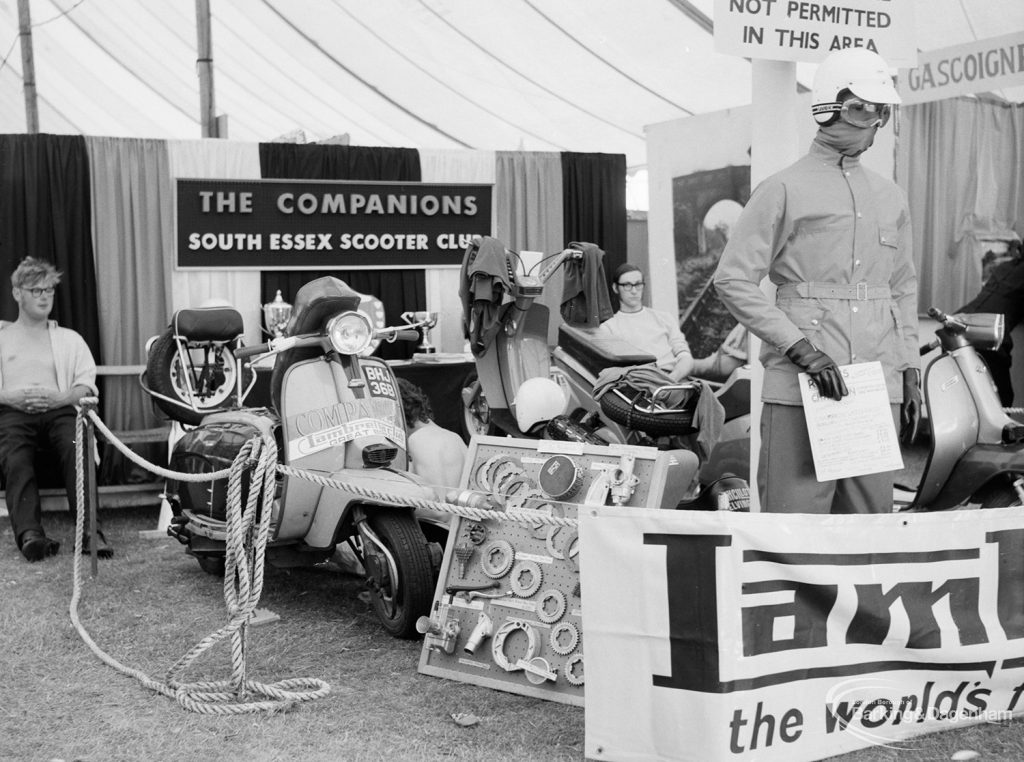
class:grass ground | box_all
[1,506,1021,761]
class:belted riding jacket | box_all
[713,138,920,405]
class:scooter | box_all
[906,307,1024,510]
[460,236,751,495]
[145,277,445,638]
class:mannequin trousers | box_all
[758,402,898,514]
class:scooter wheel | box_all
[363,511,435,639]
[146,328,253,426]
[599,387,697,436]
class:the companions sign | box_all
[176,178,492,269]
[580,507,1024,761]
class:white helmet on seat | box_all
[514,377,567,432]
[812,48,901,125]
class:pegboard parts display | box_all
[417,435,692,706]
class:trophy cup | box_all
[402,310,439,354]
[263,290,293,338]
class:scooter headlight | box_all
[327,311,373,355]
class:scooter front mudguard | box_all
[302,467,436,549]
[922,442,1024,510]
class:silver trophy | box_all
[262,290,293,338]
[402,310,439,353]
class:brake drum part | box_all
[491,619,539,672]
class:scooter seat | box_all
[172,307,244,343]
[557,323,656,379]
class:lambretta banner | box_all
[176,178,492,269]
[580,507,1024,761]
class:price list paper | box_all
[799,361,904,481]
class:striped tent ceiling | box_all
[0,0,1021,169]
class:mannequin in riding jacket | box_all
[713,48,921,514]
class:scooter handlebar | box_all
[376,327,420,343]
[234,334,321,360]
[234,343,270,359]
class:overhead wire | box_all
[522,0,693,116]
[131,0,394,145]
[42,0,195,122]
[208,2,392,143]
[260,0,473,148]
[416,0,644,140]
[327,0,568,151]
[0,0,86,74]
[200,2,395,143]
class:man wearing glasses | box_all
[601,262,694,381]
[0,257,106,561]
[713,48,921,514]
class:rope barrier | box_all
[69,408,330,714]
[85,407,580,527]
[276,463,579,527]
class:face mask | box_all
[818,120,879,157]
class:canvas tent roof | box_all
[0,0,1022,170]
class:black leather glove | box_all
[901,368,922,444]
[785,338,849,401]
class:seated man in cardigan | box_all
[0,257,110,562]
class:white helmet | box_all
[812,48,901,125]
[514,377,567,432]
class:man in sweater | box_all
[600,263,694,382]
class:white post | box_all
[747,59,801,512]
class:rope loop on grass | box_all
[69,408,330,714]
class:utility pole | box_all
[195,0,218,137]
[18,0,39,133]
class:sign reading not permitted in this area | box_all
[176,178,493,269]
[713,0,918,66]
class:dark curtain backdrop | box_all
[258,144,425,360]
[561,152,627,292]
[0,134,101,361]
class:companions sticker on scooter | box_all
[289,417,406,460]
[287,398,405,460]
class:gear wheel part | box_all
[509,560,543,597]
[537,588,567,623]
[549,622,580,655]
[474,456,501,491]
[564,653,585,686]
[506,486,545,512]
[480,539,515,578]
[488,457,524,494]
[466,522,488,545]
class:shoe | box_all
[20,529,60,562]
[81,529,114,559]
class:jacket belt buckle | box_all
[856,283,867,301]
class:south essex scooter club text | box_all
[185,231,473,252]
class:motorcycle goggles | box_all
[327,311,373,355]
[839,97,892,129]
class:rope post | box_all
[79,399,100,576]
